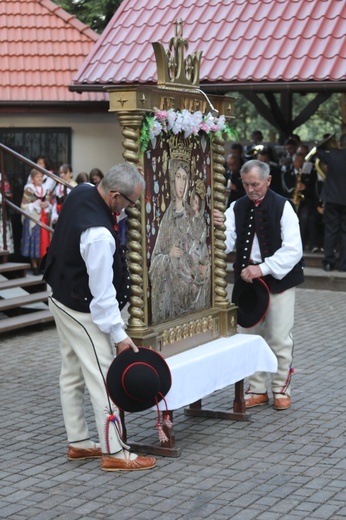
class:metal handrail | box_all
[0,142,74,255]
[5,199,53,233]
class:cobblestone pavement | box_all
[1,286,346,520]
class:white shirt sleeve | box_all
[80,227,128,345]
[260,201,303,280]
[224,200,303,280]
[224,202,237,254]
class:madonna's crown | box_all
[169,134,193,163]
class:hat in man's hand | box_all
[106,347,172,413]
[232,277,270,328]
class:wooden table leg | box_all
[120,409,182,458]
[184,379,250,421]
[233,379,246,414]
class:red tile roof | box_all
[72,0,346,92]
[1,0,108,103]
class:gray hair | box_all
[100,163,145,194]
[240,159,270,180]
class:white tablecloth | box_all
[157,334,277,411]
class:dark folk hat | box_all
[106,347,172,413]
[232,277,270,328]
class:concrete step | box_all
[226,264,346,292]
[0,291,50,311]
[0,309,53,333]
[300,267,346,291]
[302,251,325,268]
[0,261,31,277]
[0,275,46,291]
[0,262,52,334]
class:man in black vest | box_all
[44,163,156,471]
[316,133,346,271]
[214,160,304,410]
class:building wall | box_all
[0,111,124,177]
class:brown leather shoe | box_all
[273,394,291,410]
[244,392,269,408]
[101,454,156,472]
[67,445,102,460]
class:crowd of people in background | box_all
[224,131,346,272]
[2,132,345,276]
[15,160,104,274]
[1,159,105,271]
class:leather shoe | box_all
[101,454,156,472]
[244,392,269,408]
[323,263,334,272]
[67,445,102,460]
[273,394,291,410]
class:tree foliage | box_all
[52,0,122,33]
[229,92,344,145]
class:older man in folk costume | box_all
[214,160,304,410]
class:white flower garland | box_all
[139,109,237,153]
[152,109,227,138]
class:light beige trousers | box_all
[49,297,127,455]
[242,287,295,396]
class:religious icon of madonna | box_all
[149,146,211,325]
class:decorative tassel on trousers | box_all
[104,405,130,453]
[155,395,172,444]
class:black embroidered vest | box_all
[233,189,304,293]
[43,183,130,312]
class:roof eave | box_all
[69,84,110,93]
[202,80,346,94]
[70,80,346,95]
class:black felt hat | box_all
[106,347,172,413]
[232,277,270,328]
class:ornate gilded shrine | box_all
[106,21,237,356]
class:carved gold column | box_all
[212,133,228,307]
[212,133,237,335]
[117,111,148,332]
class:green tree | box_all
[228,92,343,145]
[52,0,122,33]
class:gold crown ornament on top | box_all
[152,19,202,90]
[138,20,238,154]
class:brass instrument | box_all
[244,144,264,159]
[291,169,304,212]
[304,133,337,181]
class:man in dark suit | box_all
[257,148,284,196]
[225,153,245,207]
[316,133,346,271]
